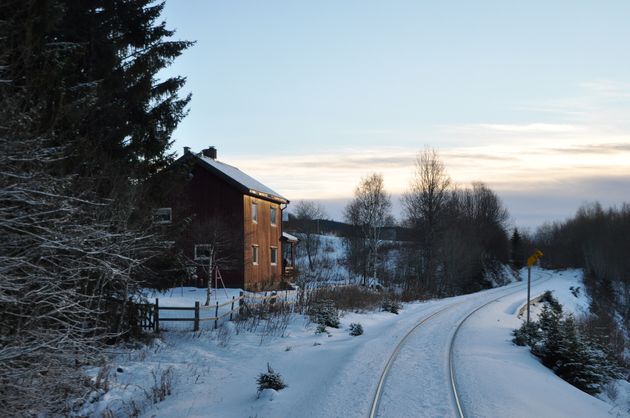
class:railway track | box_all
[368,273,552,418]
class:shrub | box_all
[512,321,540,346]
[256,363,287,396]
[349,323,363,336]
[513,299,620,395]
[381,299,402,314]
[315,323,328,334]
[539,290,562,314]
[309,299,340,328]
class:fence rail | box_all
[148,290,293,332]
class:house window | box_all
[270,246,278,265]
[194,244,212,261]
[270,206,277,226]
[252,245,259,265]
[252,202,258,223]
[153,207,172,224]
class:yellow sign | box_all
[527,250,543,267]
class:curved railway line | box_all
[368,272,552,418]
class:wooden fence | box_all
[150,290,292,332]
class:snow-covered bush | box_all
[513,298,621,395]
[150,367,174,403]
[309,299,340,328]
[381,299,402,314]
[256,363,287,396]
[349,323,363,336]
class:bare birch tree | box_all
[344,174,392,285]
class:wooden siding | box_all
[180,165,245,288]
[243,195,283,290]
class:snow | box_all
[197,154,287,201]
[455,268,617,418]
[81,267,629,418]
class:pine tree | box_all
[2,0,193,196]
[533,304,563,368]
[510,228,524,269]
[555,315,605,395]
[0,1,191,414]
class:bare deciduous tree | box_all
[402,148,451,288]
[344,173,392,285]
[291,201,327,271]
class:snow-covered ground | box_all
[80,268,629,417]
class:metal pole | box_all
[526,266,531,325]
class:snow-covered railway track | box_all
[369,274,551,418]
[368,301,466,418]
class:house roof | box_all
[282,232,299,242]
[194,154,289,204]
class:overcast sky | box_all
[161,0,630,230]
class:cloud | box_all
[547,142,630,155]
[470,123,582,134]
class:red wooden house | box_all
[157,146,293,290]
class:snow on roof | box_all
[197,155,288,203]
[282,232,299,242]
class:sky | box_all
[160,0,630,230]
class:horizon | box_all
[161,1,630,229]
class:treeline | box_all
[0,1,190,415]
[338,148,511,296]
[533,203,630,359]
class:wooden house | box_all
[157,146,293,291]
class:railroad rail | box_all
[368,273,551,418]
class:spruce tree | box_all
[555,315,605,395]
[0,1,192,414]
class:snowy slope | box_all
[82,269,627,417]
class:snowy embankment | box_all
[81,268,628,418]
[455,268,628,418]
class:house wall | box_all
[180,165,245,288]
[243,195,283,290]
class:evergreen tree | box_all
[510,228,524,269]
[0,1,191,414]
[533,304,563,368]
[2,0,193,197]
[555,315,605,395]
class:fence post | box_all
[230,296,235,321]
[214,301,219,329]
[154,298,160,333]
[270,290,276,305]
[239,291,244,316]
[194,301,200,332]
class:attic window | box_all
[270,206,277,226]
[194,244,212,261]
[252,202,258,223]
[153,207,172,224]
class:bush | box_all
[309,299,340,328]
[256,363,287,396]
[539,290,562,313]
[513,300,620,395]
[381,299,402,314]
[305,286,385,312]
[512,321,540,346]
[349,323,363,336]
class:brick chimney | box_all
[202,146,217,160]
